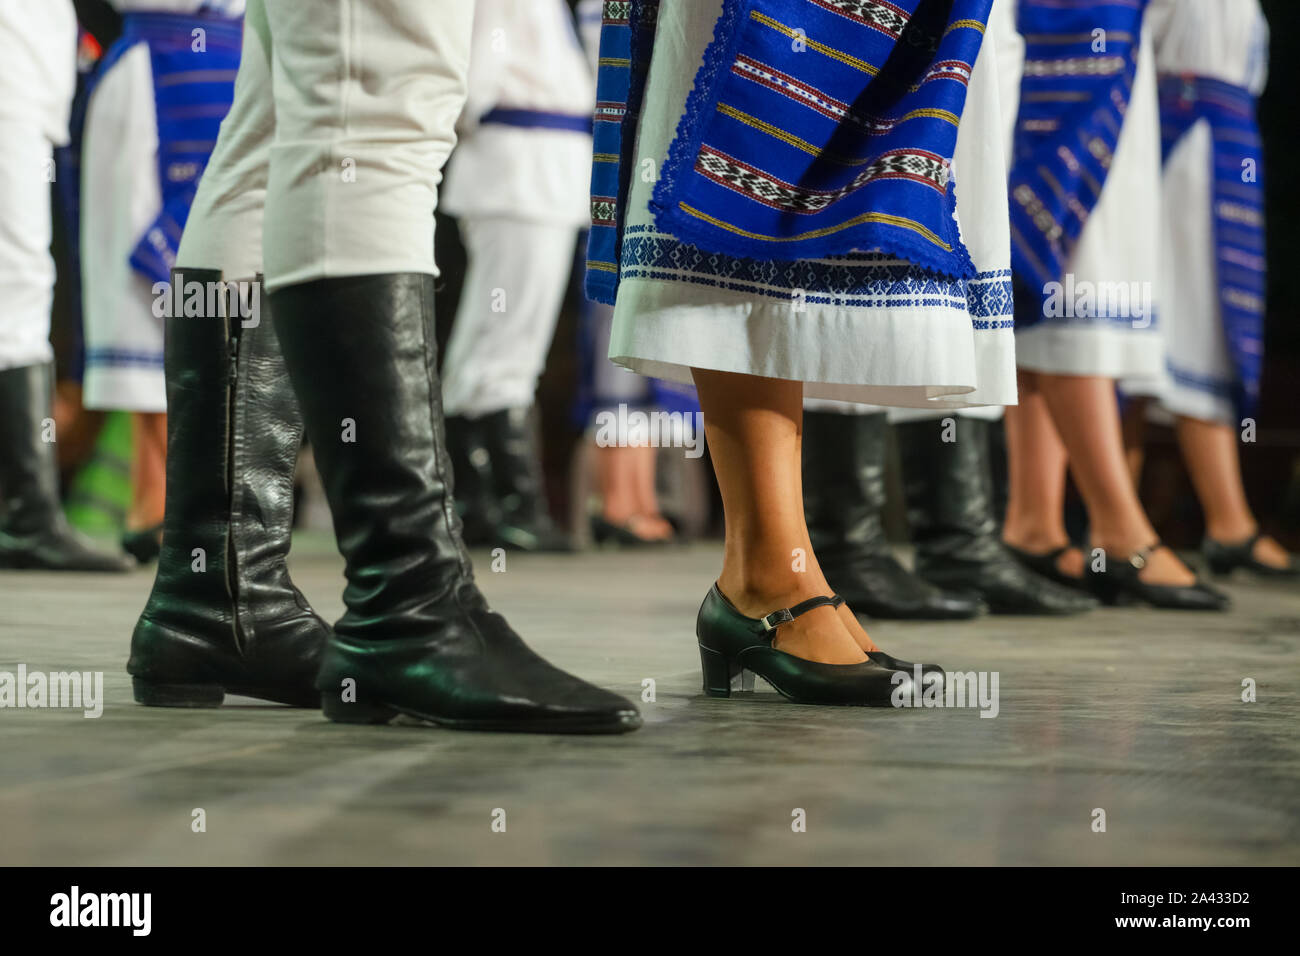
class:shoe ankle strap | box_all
[759,594,845,633]
[1129,542,1162,570]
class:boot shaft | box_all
[0,362,63,533]
[895,416,999,555]
[270,273,475,641]
[802,410,890,555]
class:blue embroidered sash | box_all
[1008,0,1148,326]
[1160,74,1265,418]
[586,0,993,304]
[93,11,242,288]
[586,1,658,305]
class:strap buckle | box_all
[759,608,795,632]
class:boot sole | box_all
[320,693,642,734]
[132,678,318,709]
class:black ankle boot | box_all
[802,411,984,620]
[444,415,499,546]
[129,271,331,706]
[479,407,573,553]
[0,362,132,572]
[896,417,1098,616]
[270,274,639,733]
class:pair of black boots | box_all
[0,363,133,572]
[128,270,638,733]
[803,411,1096,618]
[445,409,571,552]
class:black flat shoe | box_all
[696,584,919,706]
[591,515,675,548]
[1004,543,1086,590]
[1203,534,1299,579]
[1084,543,1229,611]
[121,523,163,564]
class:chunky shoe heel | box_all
[695,585,923,706]
[699,645,740,697]
[321,692,399,724]
[132,678,225,708]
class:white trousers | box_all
[441,217,577,417]
[0,119,57,371]
[176,0,473,289]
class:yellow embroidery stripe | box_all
[599,57,630,68]
[587,260,619,273]
[902,108,960,125]
[593,153,620,163]
[945,19,986,36]
[679,202,952,251]
[750,11,879,75]
[716,103,958,165]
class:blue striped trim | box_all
[85,348,165,370]
[480,107,593,134]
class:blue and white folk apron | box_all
[1004,0,1165,382]
[594,0,1017,410]
[1124,75,1266,425]
[80,11,241,412]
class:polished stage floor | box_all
[1,534,1297,866]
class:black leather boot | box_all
[0,362,132,572]
[271,274,639,733]
[443,415,498,547]
[896,416,1098,615]
[803,410,984,620]
[479,407,573,552]
[128,271,330,706]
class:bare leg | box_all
[596,443,672,540]
[1038,374,1194,585]
[1176,415,1290,567]
[631,443,673,538]
[1121,396,1150,487]
[691,368,873,662]
[128,412,167,531]
[1002,368,1083,577]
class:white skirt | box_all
[1123,119,1239,424]
[607,0,1018,410]
[80,41,166,413]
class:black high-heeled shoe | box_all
[1203,534,1299,579]
[696,584,935,706]
[1003,543,1086,590]
[591,514,676,548]
[1083,543,1229,611]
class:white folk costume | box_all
[176,0,472,289]
[80,0,245,413]
[1002,0,1164,380]
[0,0,77,372]
[1124,0,1270,425]
[439,0,595,418]
[590,0,1016,410]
